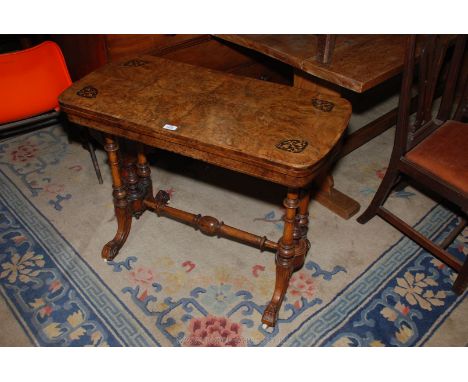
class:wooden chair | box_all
[357,35,468,294]
[0,41,103,183]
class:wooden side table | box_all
[59,55,351,327]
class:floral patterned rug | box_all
[0,124,466,346]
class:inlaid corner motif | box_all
[122,59,149,67]
[76,86,98,99]
[275,139,308,153]
[311,98,334,112]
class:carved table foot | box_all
[102,205,132,261]
[262,189,299,327]
[262,261,293,326]
[101,136,152,261]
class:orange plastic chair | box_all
[0,41,102,183]
[0,41,71,124]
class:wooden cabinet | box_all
[50,34,291,85]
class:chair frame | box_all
[357,35,468,294]
[0,111,60,138]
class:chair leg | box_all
[393,179,408,192]
[83,128,103,184]
[453,217,468,294]
[453,259,468,294]
[357,164,401,224]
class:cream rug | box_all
[0,101,466,346]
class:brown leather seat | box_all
[406,120,468,194]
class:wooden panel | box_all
[156,37,292,84]
[59,55,351,187]
[105,34,205,61]
[216,35,317,69]
[228,61,291,85]
[50,35,108,81]
[107,35,292,83]
[155,38,257,71]
[51,35,293,85]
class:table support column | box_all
[102,135,132,261]
[136,142,154,203]
[293,189,311,271]
[262,188,299,327]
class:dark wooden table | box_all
[214,34,418,219]
[59,55,351,327]
[216,35,413,93]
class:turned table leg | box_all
[293,189,311,271]
[262,189,299,327]
[122,151,142,218]
[136,142,154,204]
[121,141,153,219]
[102,135,133,261]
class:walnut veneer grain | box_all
[59,55,351,188]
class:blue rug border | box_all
[0,286,36,346]
[418,289,466,346]
[279,204,459,346]
[314,212,465,347]
[0,168,161,346]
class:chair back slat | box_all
[453,77,468,121]
[438,36,467,121]
[413,37,448,130]
[397,35,466,153]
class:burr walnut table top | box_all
[59,55,351,187]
